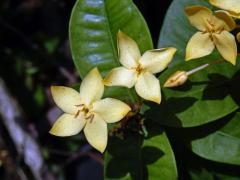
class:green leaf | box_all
[69,0,152,103]
[189,168,240,180]
[146,56,239,127]
[104,121,178,180]
[69,0,153,77]
[158,0,211,65]
[191,112,240,165]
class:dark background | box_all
[0,0,173,180]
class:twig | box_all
[0,78,55,180]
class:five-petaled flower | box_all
[185,6,237,65]
[209,0,240,18]
[50,68,131,153]
[104,31,177,104]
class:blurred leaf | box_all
[44,37,59,54]
[104,121,178,180]
[69,0,153,103]
[146,56,239,127]
[191,112,240,165]
[158,0,211,66]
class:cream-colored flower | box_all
[104,31,177,104]
[185,6,237,65]
[49,68,131,153]
[209,0,240,18]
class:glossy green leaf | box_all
[69,0,153,77]
[191,112,240,165]
[146,55,239,127]
[158,0,211,66]
[69,0,152,103]
[104,121,178,180]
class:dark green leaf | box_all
[104,121,178,180]
[146,56,239,127]
[191,112,240,165]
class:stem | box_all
[186,60,223,76]
[186,63,209,76]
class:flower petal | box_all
[135,72,161,104]
[80,68,104,106]
[214,10,236,31]
[185,32,215,61]
[213,30,237,65]
[92,98,131,123]
[209,0,240,14]
[139,48,177,74]
[49,113,86,137]
[84,114,107,153]
[185,6,212,31]
[51,86,81,114]
[104,67,137,88]
[118,31,141,68]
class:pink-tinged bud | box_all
[163,71,188,88]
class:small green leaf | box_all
[191,112,240,165]
[104,121,178,180]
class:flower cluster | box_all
[50,32,176,152]
[50,0,239,152]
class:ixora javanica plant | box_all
[50,68,131,152]
[49,31,177,152]
[104,31,177,104]
[185,6,237,65]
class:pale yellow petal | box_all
[49,113,86,137]
[213,30,237,65]
[118,31,141,68]
[227,10,240,19]
[185,32,215,60]
[214,10,236,31]
[51,86,81,114]
[104,67,137,88]
[80,68,104,106]
[135,72,161,104]
[84,114,107,153]
[92,98,131,123]
[139,48,177,74]
[185,6,213,31]
[209,0,240,14]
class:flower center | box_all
[204,18,224,41]
[135,64,144,76]
[74,104,94,123]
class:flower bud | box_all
[163,71,188,88]
[237,32,240,43]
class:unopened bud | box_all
[237,32,240,43]
[164,71,188,88]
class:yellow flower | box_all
[185,6,237,65]
[49,68,131,153]
[209,0,240,18]
[104,31,177,104]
